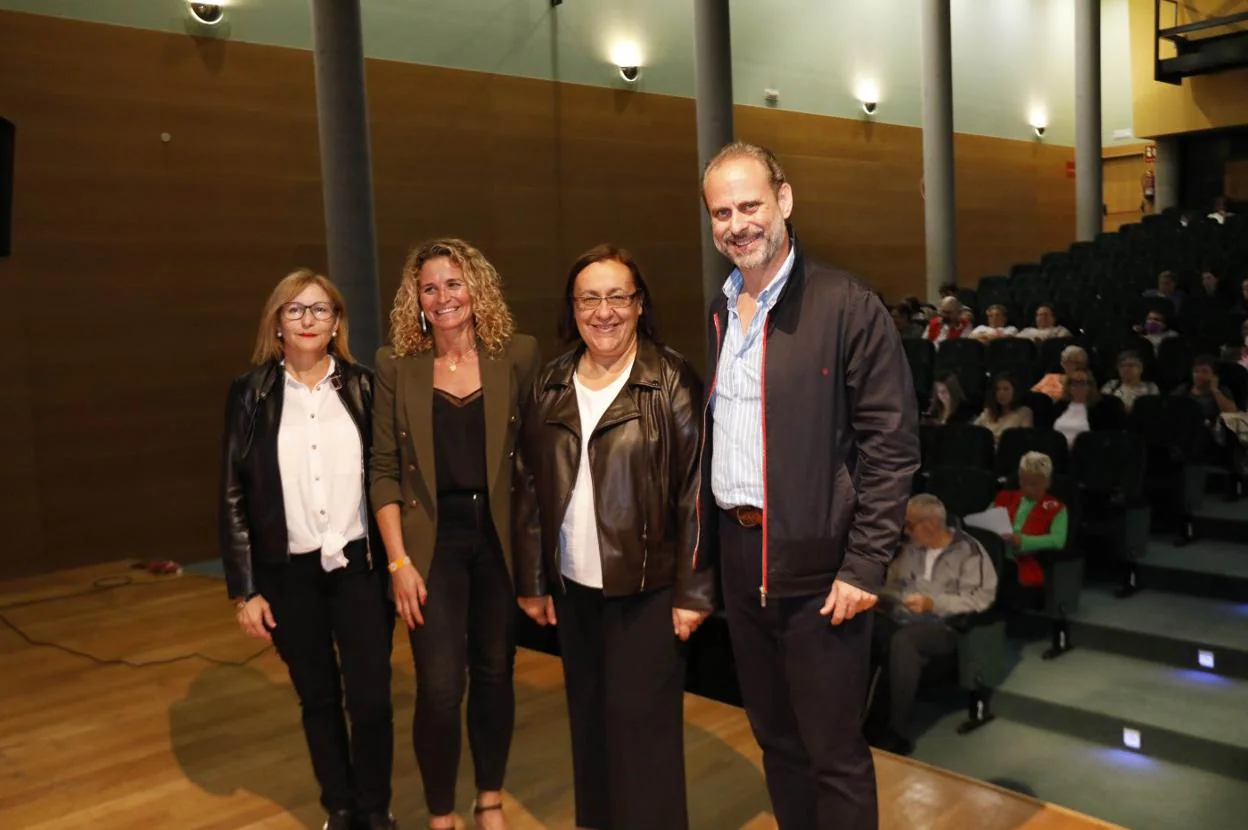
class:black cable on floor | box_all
[0,571,272,668]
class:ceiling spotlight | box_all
[861,101,878,116]
[618,65,640,84]
[188,2,224,26]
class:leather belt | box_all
[725,506,763,528]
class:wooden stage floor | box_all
[0,564,1121,830]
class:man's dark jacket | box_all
[697,237,921,601]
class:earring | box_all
[419,310,430,334]
[277,331,283,339]
[332,330,338,337]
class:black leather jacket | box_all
[512,338,715,611]
[218,358,378,599]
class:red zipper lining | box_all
[759,316,770,607]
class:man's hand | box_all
[902,593,934,615]
[819,579,878,625]
[672,608,709,641]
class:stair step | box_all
[994,643,1248,778]
[1191,498,1248,545]
[1138,539,1248,603]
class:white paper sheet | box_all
[962,506,1014,536]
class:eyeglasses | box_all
[573,292,639,311]
[281,301,337,321]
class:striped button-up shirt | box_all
[711,243,796,509]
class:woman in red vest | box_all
[993,451,1069,586]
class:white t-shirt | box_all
[923,547,944,581]
[559,361,634,588]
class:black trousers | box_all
[408,493,516,816]
[719,512,877,830]
[554,579,689,830]
[868,612,959,735]
[255,539,395,816]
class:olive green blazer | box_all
[369,335,541,579]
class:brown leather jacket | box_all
[512,337,715,610]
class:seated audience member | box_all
[1135,308,1179,355]
[866,495,998,755]
[890,304,924,339]
[970,304,1018,342]
[975,373,1033,446]
[925,296,971,344]
[994,452,1069,587]
[1033,344,1087,400]
[1208,196,1234,225]
[1173,356,1240,435]
[924,372,976,425]
[1053,368,1123,448]
[1102,350,1158,412]
[1197,270,1222,301]
[1018,304,1073,342]
[1144,270,1184,314]
[1232,277,1248,318]
[958,307,976,332]
[1226,320,1248,372]
[902,295,933,321]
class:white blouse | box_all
[559,361,634,589]
[277,358,367,571]
[1054,402,1090,448]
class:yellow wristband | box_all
[387,556,411,574]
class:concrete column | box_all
[920,0,956,299]
[310,0,383,357]
[1154,137,1180,213]
[693,0,734,310]
[1075,0,1103,241]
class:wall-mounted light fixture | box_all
[1029,105,1048,139]
[187,2,225,25]
[854,79,880,118]
[610,41,643,85]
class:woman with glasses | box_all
[370,239,540,830]
[219,269,396,830]
[513,244,713,830]
[1052,367,1125,448]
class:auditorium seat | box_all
[1072,431,1150,596]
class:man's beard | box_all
[717,218,786,272]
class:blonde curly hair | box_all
[390,239,516,357]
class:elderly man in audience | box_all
[865,495,997,756]
[924,296,970,344]
[993,452,1069,588]
[1032,344,1088,400]
[1018,304,1072,342]
[970,304,1018,342]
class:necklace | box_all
[446,348,476,373]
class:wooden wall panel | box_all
[0,10,1074,577]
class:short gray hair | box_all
[907,494,948,525]
[1018,451,1053,479]
[1061,345,1088,365]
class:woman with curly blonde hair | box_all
[370,239,540,830]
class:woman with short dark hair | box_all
[514,244,712,830]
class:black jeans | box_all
[255,538,395,817]
[719,512,877,830]
[868,611,959,735]
[554,579,689,830]
[408,493,516,816]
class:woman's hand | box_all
[236,596,276,641]
[673,608,709,641]
[518,595,557,626]
[1001,532,1021,547]
[391,564,428,630]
